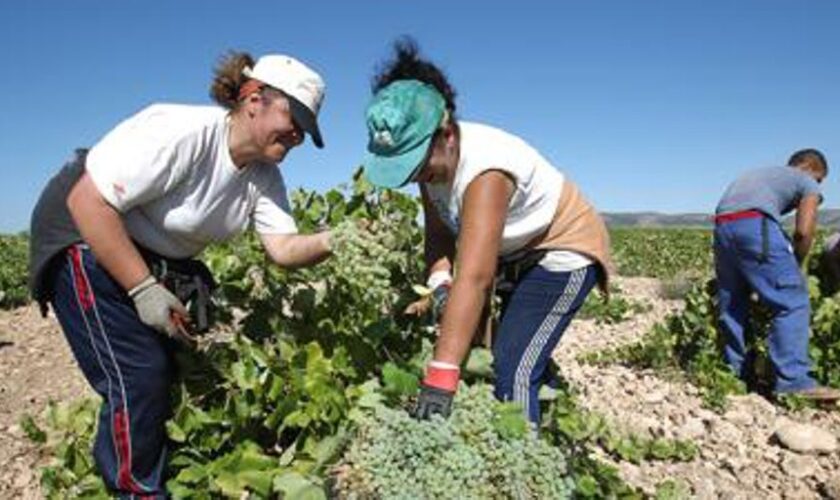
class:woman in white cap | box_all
[28,51,329,498]
[363,39,612,424]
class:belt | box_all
[714,210,771,263]
[713,210,763,224]
[495,249,548,293]
[136,244,217,333]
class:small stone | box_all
[716,485,744,500]
[692,408,719,423]
[780,453,818,479]
[723,455,751,473]
[678,417,707,440]
[783,485,816,499]
[774,420,838,455]
[627,415,662,435]
[692,478,717,500]
[644,390,666,404]
[711,420,742,443]
[763,447,780,461]
[12,466,32,488]
[723,409,753,426]
[823,476,840,500]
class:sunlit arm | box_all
[434,170,514,366]
[793,194,820,264]
[66,172,150,291]
[259,231,331,268]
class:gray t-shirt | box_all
[716,166,821,222]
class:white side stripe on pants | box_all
[70,249,153,492]
[67,253,122,477]
[512,267,586,417]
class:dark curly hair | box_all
[372,37,458,117]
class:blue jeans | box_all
[493,264,597,423]
[713,217,816,393]
[50,244,171,499]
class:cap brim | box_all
[362,135,433,188]
[287,96,324,148]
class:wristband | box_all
[423,360,460,392]
[127,275,157,298]
[426,270,453,291]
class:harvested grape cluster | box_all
[338,384,572,499]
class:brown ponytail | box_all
[209,51,255,110]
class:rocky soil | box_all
[0,305,91,499]
[1,276,838,498]
[556,277,840,499]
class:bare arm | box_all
[67,172,150,290]
[419,184,457,277]
[433,170,514,365]
[793,193,820,263]
[259,232,331,268]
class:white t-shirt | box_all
[86,104,297,258]
[425,121,592,271]
[824,232,840,254]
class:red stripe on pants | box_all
[113,408,145,493]
[69,246,94,310]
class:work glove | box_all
[128,276,195,346]
[412,361,460,419]
[430,284,450,322]
[404,271,452,322]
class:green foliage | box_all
[545,388,698,465]
[806,276,840,389]
[162,172,431,497]
[658,272,702,301]
[24,172,432,499]
[653,479,691,500]
[27,173,641,498]
[578,287,650,325]
[610,228,712,279]
[24,399,109,499]
[0,233,29,309]
[337,384,573,499]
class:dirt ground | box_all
[0,305,91,498]
[1,278,839,499]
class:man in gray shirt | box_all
[714,149,839,401]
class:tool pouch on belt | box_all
[474,249,549,348]
[137,246,217,333]
[496,249,549,295]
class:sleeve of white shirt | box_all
[85,105,199,212]
[252,167,298,235]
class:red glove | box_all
[412,361,459,419]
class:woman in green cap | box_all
[362,39,613,424]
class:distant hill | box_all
[604,209,840,228]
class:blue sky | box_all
[1,1,838,232]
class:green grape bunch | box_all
[328,218,402,309]
[337,384,572,499]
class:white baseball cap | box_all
[243,54,326,148]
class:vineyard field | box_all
[1,188,839,498]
